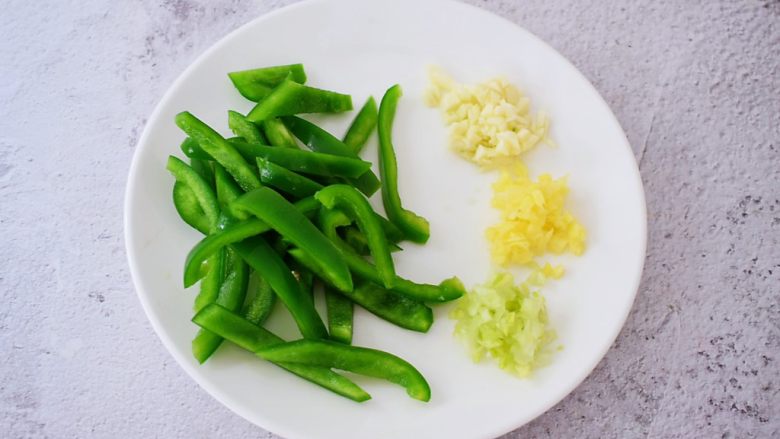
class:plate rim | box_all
[124,0,648,437]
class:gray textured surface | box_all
[1,0,778,437]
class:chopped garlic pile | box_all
[486,164,586,266]
[424,66,551,166]
[450,267,561,377]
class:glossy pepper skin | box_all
[241,274,276,325]
[231,188,353,292]
[192,304,370,402]
[325,287,353,344]
[315,209,464,303]
[228,110,266,144]
[228,64,307,102]
[246,78,353,122]
[315,185,396,288]
[230,141,372,178]
[282,115,381,196]
[182,197,321,288]
[261,118,299,148]
[342,96,378,154]
[231,236,328,340]
[167,156,220,232]
[172,182,210,234]
[287,248,432,333]
[377,85,430,243]
[175,111,261,192]
[256,339,431,402]
[256,157,323,198]
[192,249,249,363]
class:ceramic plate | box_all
[125,0,646,437]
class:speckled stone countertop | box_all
[1,0,778,437]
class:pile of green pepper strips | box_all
[167,64,465,403]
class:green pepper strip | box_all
[261,118,299,148]
[257,157,323,198]
[228,64,307,102]
[213,164,243,210]
[175,111,261,192]
[172,182,210,234]
[246,78,353,122]
[288,249,432,332]
[325,287,353,344]
[231,188,353,292]
[192,249,249,363]
[232,236,327,339]
[242,274,276,325]
[189,158,214,189]
[316,209,464,302]
[377,85,430,243]
[316,185,395,288]
[256,339,431,402]
[182,197,320,288]
[193,304,370,402]
[282,116,381,196]
[180,137,211,160]
[167,156,219,232]
[342,227,402,255]
[228,110,267,144]
[343,96,378,154]
[229,140,371,178]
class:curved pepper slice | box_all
[193,304,370,402]
[175,111,261,192]
[282,115,381,196]
[261,118,299,148]
[256,339,431,402]
[232,236,327,339]
[172,182,210,235]
[167,156,219,232]
[231,188,353,292]
[342,96,378,154]
[314,209,464,302]
[377,85,430,243]
[242,274,276,325]
[325,287,353,344]
[315,185,395,288]
[230,141,372,178]
[246,78,352,122]
[228,64,307,102]
[182,197,321,288]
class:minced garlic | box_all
[424,66,552,167]
[486,164,586,266]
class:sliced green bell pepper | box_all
[172,182,210,235]
[256,339,431,402]
[282,116,381,196]
[229,141,372,178]
[343,96,378,153]
[377,85,430,243]
[180,137,211,160]
[182,197,321,288]
[242,274,276,325]
[167,156,220,233]
[325,287,353,344]
[246,78,352,122]
[228,110,266,144]
[192,249,249,363]
[231,188,353,292]
[228,64,307,102]
[231,236,327,339]
[175,111,261,192]
[316,185,395,288]
[261,118,299,148]
[257,157,323,198]
[193,304,370,402]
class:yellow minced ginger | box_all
[424,66,552,166]
[486,164,586,266]
[450,266,562,377]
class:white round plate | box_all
[125,0,646,438]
